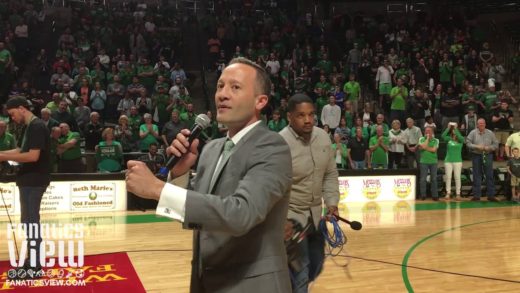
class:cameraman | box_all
[0,97,50,273]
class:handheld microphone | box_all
[336,215,362,230]
[165,114,211,170]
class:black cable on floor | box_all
[336,254,520,284]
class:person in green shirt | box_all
[389,78,408,126]
[442,123,464,201]
[461,84,485,113]
[418,126,439,200]
[439,54,453,90]
[480,84,499,114]
[136,58,156,92]
[139,113,160,152]
[57,123,84,173]
[343,73,361,112]
[267,110,287,132]
[452,59,466,93]
[152,85,171,126]
[50,126,61,173]
[369,125,389,169]
[95,128,123,172]
[369,114,389,137]
[315,75,331,93]
[350,117,369,140]
[314,88,328,121]
[316,53,332,75]
[0,120,16,151]
[0,42,12,75]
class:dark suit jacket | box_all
[184,123,292,293]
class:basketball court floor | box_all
[1,199,519,292]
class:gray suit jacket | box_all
[183,123,292,293]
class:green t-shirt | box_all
[96,141,123,172]
[316,96,328,119]
[369,136,389,165]
[315,82,331,93]
[441,128,464,163]
[344,112,355,129]
[343,81,360,101]
[59,131,82,160]
[395,68,409,82]
[453,66,466,85]
[0,49,11,73]
[481,92,498,111]
[0,133,16,151]
[350,126,369,140]
[268,119,287,132]
[439,62,453,82]
[462,93,479,111]
[370,123,389,137]
[137,65,156,88]
[154,94,171,124]
[316,60,332,74]
[139,124,159,151]
[390,86,408,110]
[129,115,142,141]
[418,136,439,164]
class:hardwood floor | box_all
[1,201,519,292]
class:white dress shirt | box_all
[156,120,262,221]
[321,104,341,129]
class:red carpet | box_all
[0,252,145,292]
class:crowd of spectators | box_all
[0,0,519,202]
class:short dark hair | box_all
[288,94,314,113]
[228,57,271,96]
[6,97,30,110]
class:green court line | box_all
[400,218,510,292]
[414,201,517,211]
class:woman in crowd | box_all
[441,122,464,201]
[139,113,160,152]
[334,117,350,144]
[95,128,123,172]
[332,133,349,169]
[388,119,406,169]
[114,115,134,152]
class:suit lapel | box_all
[200,139,225,194]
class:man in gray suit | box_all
[126,57,293,293]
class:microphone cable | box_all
[0,187,20,261]
[319,217,347,257]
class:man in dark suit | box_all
[126,57,293,292]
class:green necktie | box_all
[221,139,235,162]
[209,139,235,190]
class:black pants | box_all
[19,185,48,267]
[388,151,403,169]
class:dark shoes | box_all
[487,197,499,202]
[471,197,481,201]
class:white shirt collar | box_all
[227,120,262,145]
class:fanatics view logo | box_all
[7,223,84,268]
[362,179,381,199]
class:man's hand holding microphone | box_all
[126,114,209,200]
